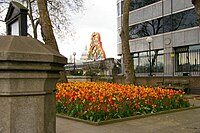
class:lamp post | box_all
[73,52,76,74]
[146,37,153,76]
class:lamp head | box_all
[146,37,153,43]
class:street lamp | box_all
[146,37,153,76]
[73,52,76,74]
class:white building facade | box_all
[117,0,200,76]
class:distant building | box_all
[65,58,121,76]
[80,45,88,62]
[117,0,200,76]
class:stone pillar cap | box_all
[0,36,66,64]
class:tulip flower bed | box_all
[56,82,190,122]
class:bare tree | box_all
[120,0,136,84]
[192,0,200,25]
[0,0,83,39]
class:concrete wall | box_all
[117,0,194,30]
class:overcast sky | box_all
[58,0,118,60]
[0,0,118,60]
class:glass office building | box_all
[117,0,200,76]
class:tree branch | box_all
[0,2,9,4]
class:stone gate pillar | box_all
[0,36,67,133]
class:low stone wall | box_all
[66,75,200,94]
[139,76,200,94]
[67,75,124,83]
[113,76,200,94]
[67,76,92,82]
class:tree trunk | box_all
[192,0,200,26]
[37,0,59,52]
[121,0,136,84]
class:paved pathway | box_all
[56,95,200,133]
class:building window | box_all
[117,3,120,16]
[175,45,200,73]
[129,9,198,40]
[130,0,161,12]
[133,49,164,73]
[119,0,161,16]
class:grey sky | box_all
[58,0,118,59]
[0,0,118,59]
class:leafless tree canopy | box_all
[0,0,83,39]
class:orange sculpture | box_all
[87,32,106,61]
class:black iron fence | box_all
[134,48,200,76]
[175,49,200,76]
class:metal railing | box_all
[134,49,200,76]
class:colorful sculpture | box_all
[87,32,106,61]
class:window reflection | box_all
[130,0,161,11]
[175,46,200,72]
[129,9,198,40]
[133,49,164,73]
[118,0,161,15]
[172,9,197,31]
